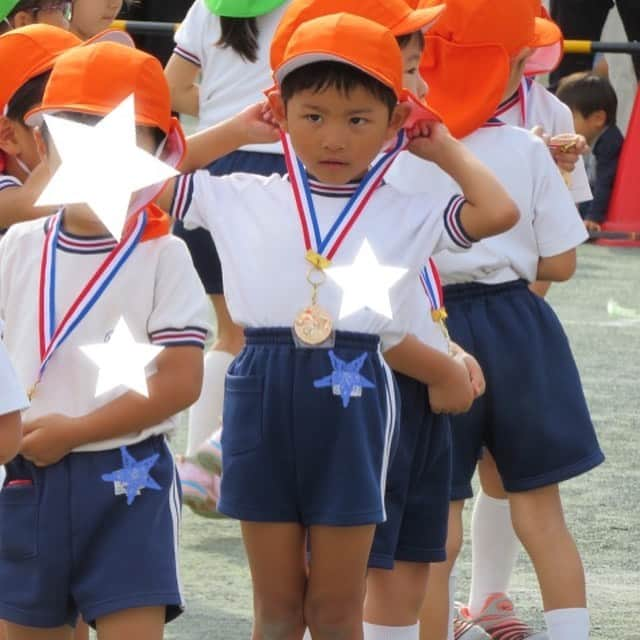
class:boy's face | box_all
[71,0,123,40]
[401,33,428,101]
[0,118,41,177]
[572,109,606,144]
[502,47,534,101]
[272,85,408,184]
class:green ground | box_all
[165,244,639,640]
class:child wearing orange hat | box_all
[159,10,517,638]
[0,40,214,638]
[387,1,603,639]
[0,0,70,33]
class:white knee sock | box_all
[468,491,521,616]
[544,608,590,640]
[363,622,419,639]
[185,350,235,457]
[302,629,312,640]
[447,564,457,640]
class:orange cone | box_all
[597,86,640,247]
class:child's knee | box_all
[254,596,304,640]
[305,591,363,636]
[510,486,568,545]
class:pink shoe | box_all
[196,428,223,475]
[463,594,548,640]
[176,456,224,519]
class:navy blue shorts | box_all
[444,280,604,501]
[0,437,183,628]
[218,329,399,526]
[173,150,287,295]
[369,374,451,569]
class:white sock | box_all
[302,630,312,640]
[544,608,590,640]
[447,564,457,640]
[363,622,419,639]
[185,350,235,457]
[468,491,521,617]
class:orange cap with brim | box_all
[524,0,564,76]
[273,12,440,125]
[0,25,133,116]
[419,0,562,138]
[270,0,444,72]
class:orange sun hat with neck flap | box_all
[0,24,132,117]
[417,0,562,139]
[25,41,186,237]
[270,0,444,72]
[272,12,441,126]
[524,0,564,76]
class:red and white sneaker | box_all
[454,604,492,639]
[463,594,548,640]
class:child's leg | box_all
[364,562,429,638]
[468,452,520,616]
[419,500,464,640]
[95,606,165,640]
[305,525,376,640]
[241,522,307,640]
[509,484,589,639]
[73,621,89,640]
[4,624,72,640]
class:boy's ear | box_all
[10,11,35,28]
[267,91,288,132]
[0,117,19,155]
[33,127,49,162]
[388,102,411,135]
[590,109,607,129]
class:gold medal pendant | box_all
[293,255,334,347]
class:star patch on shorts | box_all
[313,350,376,408]
[102,446,161,505]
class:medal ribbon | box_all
[35,209,146,388]
[493,77,532,127]
[419,258,447,324]
[280,130,407,268]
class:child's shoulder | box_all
[195,168,290,196]
[467,123,549,165]
[0,216,46,247]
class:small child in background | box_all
[556,72,624,232]
[0,0,70,33]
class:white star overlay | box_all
[80,317,164,398]
[35,94,178,241]
[327,240,408,319]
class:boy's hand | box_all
[456,351,486,398]
[406,120,455,164]
[584,219,601,233]
[234,102,281,146]
[428,356,475,415]
[533,127,589,173]
[20,414,78,467]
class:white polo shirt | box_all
[387,123,588,285]
[171,171,470,350]
[0,330,28,417]
[0,173,21,237]
[173,0,288,154]
[498,78,592,205]
[0,217,211,452]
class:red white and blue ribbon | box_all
[494,77,533,126]
[34,210,146,392]
[280,130,407,267]
[419,258,447,323]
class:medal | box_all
[281,130,407,346]
[420,259,453,354]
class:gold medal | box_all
[294,304,333,345]
[27,384,37,402]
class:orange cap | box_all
[273,12,440,124]
[26,41,172,133]
[270,0,444,71]
[0,25,133,117]
[524,0,564,76]
[419,0,562,138]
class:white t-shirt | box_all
[171,171,470,351]
[498,78,592,205]
[0,330,28,417]
[174,0,288,154]
[0,173,21,236]
[0,216,211,452]
[387,124,588,285]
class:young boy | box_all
[387,1,604,640]
[158,12,518,638]
[0,40,213,639]
[557,72,624,232]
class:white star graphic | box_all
[327,239,408,319]
[80,317,164,398]
[35,94,178,242]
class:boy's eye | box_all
[405,67,418,76]
[304,114,322,123]
[350,117,368,125]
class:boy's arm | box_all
[384,334,474,414]
[536,249,576,282]
[0,164,55,228]
[408,121,519,240]
[0,411,22,464]
[165,54,200,118]
[20,346,203,467]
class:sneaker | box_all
[454,604,492,639]
[176,456,224,519]
[464,594,549,640]
[196,428,223,475]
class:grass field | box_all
[164,243,640,640]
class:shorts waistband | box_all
[443,279,528,301]
[244,327,380,351]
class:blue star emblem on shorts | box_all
[101,446,162,506]
[313,350,376,408]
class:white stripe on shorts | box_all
[378,352,397,521]
[168,446,185,609]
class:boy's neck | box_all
[61,207,111,238]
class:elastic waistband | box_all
[244,327,380,351]
[443,279,528,302]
